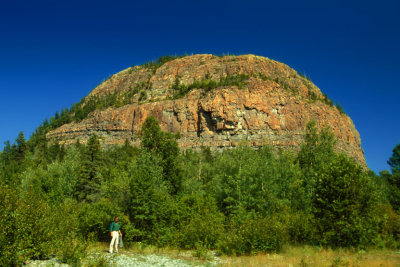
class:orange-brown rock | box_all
[46,54,365,165]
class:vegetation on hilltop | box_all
[139,54,187,73]
[171,73,250,98]
[1,118,400,265]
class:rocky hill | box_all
[46,54,365,165]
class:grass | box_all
[85,242,218,265]
[220,246,400,267]
[82,243,400,267]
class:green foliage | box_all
[257,72,299,93]
[171,74,250,98]
[312,153,380,247]
[15,131,27,164]
[287,211,317,244]
[14,191,56,261]
[209,146,306,216]
[219,211,288,255]
[28,81,151,141]
[138,90,147,101]
[174,194,225,249]
[1,140,21,186]
[322,93,334,106]
[78,199,125,241]
[31,54,183,137]
[1,116,399,261]
[388,144,400,174]
[273,77,291,91]
[302,79,345,114]
[336,103,345,114]
[127,151,177,245]
[257,72,270,81]
[374,203,400,248]
[381,145,400,213]
[59,233,87,267]
[380,171,400,213]
[297,122,386,248]
[86,253,110,267]
[309,91,318,101]
[141,54,187,73]
[140,116,182,194]
[298,71,312,81]
[306,90,344,113]
[20,148,80,204]
[298,121,336,171]
[75,134,103,202]
[0,186,20,266]
[0,187,62,265]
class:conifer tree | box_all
[75,134,103,202]
[140,116,182,194]
[388,144,400,174]
[1,141,12,163]
[384,144,400,212]
[15,131,27,164]
[0,141,16,185]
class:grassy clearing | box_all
[220,246,400,267]
[86,243,400,267]
[85,242,219,265]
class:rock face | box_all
[46,54,365,165]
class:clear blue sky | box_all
[1,0,399,174]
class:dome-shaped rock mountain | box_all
[46,54,365,165]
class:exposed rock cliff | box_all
[46,54,365,165]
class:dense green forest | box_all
[1,117,400,266]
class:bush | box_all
[219,212,288,255]
[14,191,56,261]
[287,211,316,244]
[0,186,20,266]
[174,194,225,249]
[374,204,400,248]
[59,233,87,267]
[312,153,381,247]
[0,188,63,264]
[78,199,124,241]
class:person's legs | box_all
[109,232,118,253]
[114,234,119,253]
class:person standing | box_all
[109,216,122,253]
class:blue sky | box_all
[0,0,399,173]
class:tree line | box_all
[1,117,399,266]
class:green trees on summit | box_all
[171,74,250,98]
